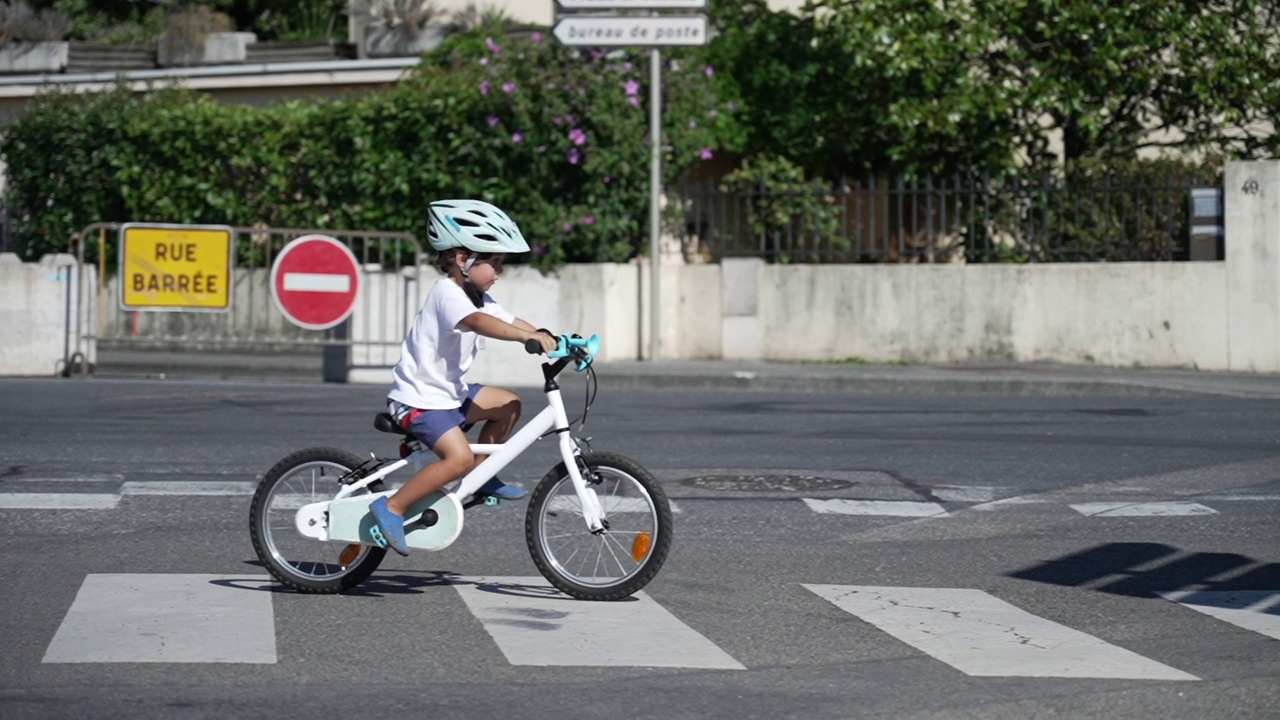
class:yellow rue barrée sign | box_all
[120,223,234,311]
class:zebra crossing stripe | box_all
[1157,590,1280,641]
[547,496,682,514]
[0,494,119,509]
[803,498,948,517]
[804,584,1198,680]
[120,481,257,496]
[1070,502,1217,517]
[451,576,745,669]
[43,574,276,663]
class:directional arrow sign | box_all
[557,0,706,8]
[553,14,708,47]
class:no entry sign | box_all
[270,235,361,330]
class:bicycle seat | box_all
[373,412,413,438]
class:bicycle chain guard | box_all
[326,489,464,551]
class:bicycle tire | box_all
[525,451,673,601]
[249,446,387,594]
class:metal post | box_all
[649,47,661,362]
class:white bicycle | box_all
[249,333,673,600]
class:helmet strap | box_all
[457,251,483,307]
[462,279,484,308]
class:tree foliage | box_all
[708,0,1280,179]
[0,23,729,265]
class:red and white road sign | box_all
[270,235,361,331]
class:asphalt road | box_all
[0,376,1277,719]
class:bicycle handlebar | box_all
[524,332,600,372]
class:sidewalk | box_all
[90,349,1280,398]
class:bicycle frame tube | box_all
[332,386,605,531]
[333,457,409,501]
[454,388,605,532]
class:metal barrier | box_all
[68,223,426,379]
[677,169,1221,264]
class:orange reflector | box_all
[630,532,651,562]
[338,543,362,567]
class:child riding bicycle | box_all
[369,199,558,556]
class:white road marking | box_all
[1158,590,1280,641]
[1070,502,1218,517]
[120,481,257,496]
[547,496,681,513]
[969,496,1050,512]
[930,485,1003,502]
[451,576,744,669]
[803,498,949,517]
[1197,494,1280,501]
[43,574,276,663]
[7,475,124,483]
[0,494,119,509]
[805,585,1197,680]
[283,272,350,292]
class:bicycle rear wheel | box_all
[525,452,673,601]
[249,447,387,594]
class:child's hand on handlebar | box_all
[525,329,559,354]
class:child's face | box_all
[465,252,505,290]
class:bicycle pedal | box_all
[369,526,387,549]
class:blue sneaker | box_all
[368,497,409,556]
[479,477,527,500]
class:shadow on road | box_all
[1009,542,1280,599]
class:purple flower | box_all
[568,128,586,146]
[531,31,543,42]
[532,242,546,256]
[689,120,698,128]
[511,132,524,144]
[699,147,714,160]
[603,175,612,184]
[485,36,501,54]
[567,147,581,165]
[580,215,596,225]
[553,116,562,125]
[623,62,633,71]
[627,96,640,107]
[624,80,640,96]
[704,65,714,77]
[562,222,574,232]
[479,57,488,66]
[486,115,500,127]
[479,80,490,95]
[502,81,516,94]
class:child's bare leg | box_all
[385,427,472,516]
[464,386,526,497]
[467,386,522,468]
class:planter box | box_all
[0,42,69,74]
[67,42,156,73]
[244,40,353,64]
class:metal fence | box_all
[69,223,426,366]
[675,169,1223,264]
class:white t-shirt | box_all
[388,278,515,410]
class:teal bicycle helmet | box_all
[427,199,530,254]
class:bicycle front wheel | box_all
[526,452,673,601]
[249,447,387,594]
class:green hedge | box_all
[0,24,728,269]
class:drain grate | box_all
[679,475,855,492]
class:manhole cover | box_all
[679,475,854,492]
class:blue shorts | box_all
[388,384,483,450]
